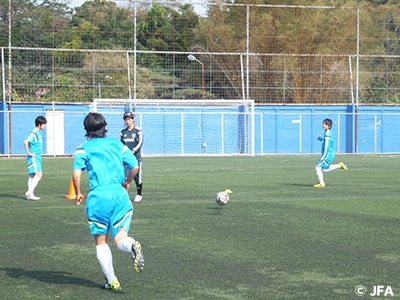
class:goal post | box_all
[92,99,255,156]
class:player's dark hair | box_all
[84,112,108,138]
[123,111,135,119]
[323,118,333,129]
[35,116,47,126]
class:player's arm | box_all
[72,169,84,205]
[23,135,35,156]
[131,129,143,153]
[121,145,139,191]
[320,136,331,161]
[122,165,138,191]
[23,139,32,156]
[120,130,125,144]
[123,165,139,191]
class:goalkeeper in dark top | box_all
[120,112,144,202]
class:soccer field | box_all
[0,155,399,299]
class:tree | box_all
[193,0,400,103]
[70,0,135,49]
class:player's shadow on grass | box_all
[206,206,225,215]
[278,182,313,187]
[1,267,99,288]
[0,193,30,200]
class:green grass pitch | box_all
[0,155,399,299]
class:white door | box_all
[46,110,65,155]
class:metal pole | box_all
[355,8,360,154]
[187,55,204,99]
[2,48,5,102]
[133,0,137,102]
[349,56,354,105]
[246,5,250,100]
[127,51,132,100]
[201,63,204,100]
[8,0,12,155]
[240,54,245,100]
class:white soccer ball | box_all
[215,191,229,205]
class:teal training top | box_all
[25,128,43,155]
[319,129,334,163]
[73,137,138,191]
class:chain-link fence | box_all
[1,2,400,104]
[2,104,400,156]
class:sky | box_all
[69,0,208,16]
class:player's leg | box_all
[111,188,144,272]
[26,156,42,200]
[325,164,341,172]
[28,175,33,189]
[133,161,143,202]
[29,171,42,192]
[314,166,325,187]
[86,188,120,290]
[94,234,120,290]
[314,160,328,187]
[324,162,347,172]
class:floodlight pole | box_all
[187,55,204,100]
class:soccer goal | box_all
[92,99,255,156]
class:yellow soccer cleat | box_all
[132,241,144,272]
[339,162,348,171]
[314,183,326,188]
[103,278,121,290]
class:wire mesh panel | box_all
[1,2,400,104]
[3,49,400,105]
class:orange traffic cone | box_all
[65,178,84,200]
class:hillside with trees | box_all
[1,0,400,103]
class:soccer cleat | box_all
[339,162,348,171]
[313,183,326,188]
[103,278,121,290]
[133,195,142,202]
[25,192,40,201]
[132,241,144,272]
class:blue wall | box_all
[254,104,400,155]
[254,105,355,154]
[1,102,400,155]
[0,103,90,155]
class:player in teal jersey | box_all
[314,118,348,188]
[72,112,144,290]
[23,116,47,200]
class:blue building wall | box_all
[1,102,400,155]
[0,103,91,155]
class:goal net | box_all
[92,99,255,156]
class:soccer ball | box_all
[215,191,229,205]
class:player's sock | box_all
[316,166,324,184]
[117,237,135,253]
[137,183,142,196]
[96,244,117,283]
[28,177,32,189]
[327,164,341,171]
[28,175,41,194]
